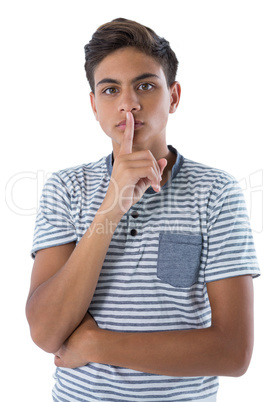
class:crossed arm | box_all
[53,274,254,377]
[27,236,254,377]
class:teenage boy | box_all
[26,18,260,402]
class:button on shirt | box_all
[31,145,260,402]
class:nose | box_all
[118,89,141,113]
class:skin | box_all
[26,47,254,377]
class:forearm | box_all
[90,326,248,377]
[26,210,120,353]
[55,276,253,378]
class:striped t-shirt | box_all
[32,146,260,402]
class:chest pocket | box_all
[157,233,202,288]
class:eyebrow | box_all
[96,73,161,87]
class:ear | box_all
[169,82,181,114]
[90,92,99,121]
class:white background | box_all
[1,1,267,401]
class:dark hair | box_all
[84,18,178,92]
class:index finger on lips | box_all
[118,111,134,156]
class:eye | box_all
[137,83,154,91]
[103,87,119,95]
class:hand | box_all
[54,313,99,369]
[101,112,167,218]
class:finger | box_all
[126,165,162,192]
[150,159,167,193]
[157,158,167,177]
[118,111,134,156]
[54,355,62,367]
[122,156,162,192]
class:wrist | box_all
[89,329,129,367]
[97,200,125,224]
[85,325,107,364]
[85,207,121,241]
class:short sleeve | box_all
[31,173,77,258]
[205,175,260,282]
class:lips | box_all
[116,120,144,130]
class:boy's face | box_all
[90,47,180,158]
